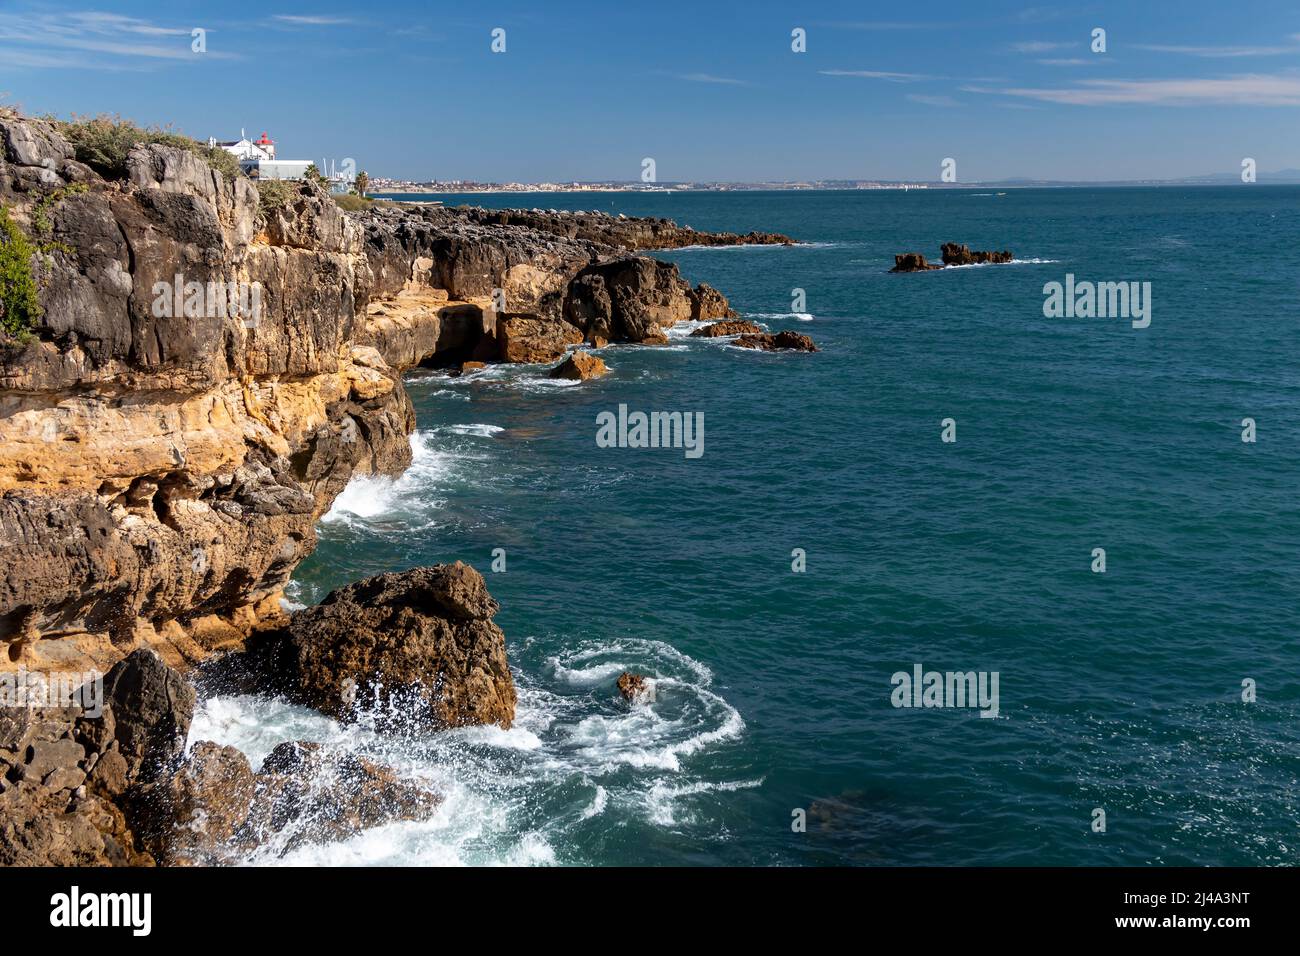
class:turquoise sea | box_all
[193,187,1300,866]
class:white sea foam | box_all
[746,311,813,321]
[319,429,482,529]
[190,636,749,864]
[438,423,504,437]
[937,257,1060,270]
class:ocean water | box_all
[192,187,1300,866]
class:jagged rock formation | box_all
[280,563,516,731]
[940,242,1013,266]
[733,331,819,352]
[890,243,1014,271]
[0,112,777,672]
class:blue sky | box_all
[2,0,1300,181]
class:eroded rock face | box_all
[549,350,608,381]
[690,319,764,337]
[688,283,738,321]
[496,313,584,364]
[733,331,819,352]
[564,257,713,342]
[285,563,516,731]
[0,648,193,865]
[0,109,762,676]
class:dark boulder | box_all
[285,563,517,731]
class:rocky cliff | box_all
[0,112,765,675]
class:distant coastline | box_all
[370,176,1300,196]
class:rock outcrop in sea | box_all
[890,243,1015,272]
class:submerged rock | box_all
[732,331,819,352]
[285,562,517,731]
[690,319,763,338]
[549,350,608,381]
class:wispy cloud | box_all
[906,93,960,107]
[1132,42,1300,58]
[819,69,935,82]
[972,72,1300,106]
[822,21,949,31]
[0,9,236,68]
[272,15,354,26]
[676,72,748,86]
[1010,41,1073,53]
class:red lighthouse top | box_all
[255,132,274,145]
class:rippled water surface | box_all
[195,187,1300,865]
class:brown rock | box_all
[496,313,584,363]
[131,739,439,864]
[458,361,487,374]
[939,242,1013,266]
[286,563,517,731]
[890,253,941,273]
[690,320,763,338]
[688,283,738,321]
[732,331,819,352]
[590,334,609,349]
[131,741,256,864]
[617,672,652,703]
[550,351,608,381]
[86,649,196,783]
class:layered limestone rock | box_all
[0,109,773,674]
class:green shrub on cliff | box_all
[332,193,374,212]
[56,114,240,182]
[256,178,297,216]
[0,204,41,340]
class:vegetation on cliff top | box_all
[55,114,240,182]
[0,204,41,341]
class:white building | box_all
[209,130,313,181]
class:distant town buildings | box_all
[210,130,313,181]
